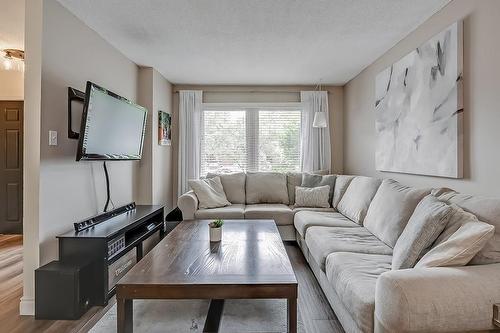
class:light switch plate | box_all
[49,130,58,146]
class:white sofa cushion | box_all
[432,188,500,265]
[286,172,303,205]
[294,185,330,208]
[305,226,393,270]
[332,175,355,208]
[301,174,336,205]
[188,177,231,209]
[416,219,494,268]
[325,253,392,333]
[195,204,245,219]
[206,172,246,204]
[293,211,358,238]
[376,263,500,332]
[244,204,293,226]
[364,179,430,247]
[392,195,453,270]
[245,172,289,204]
[337,176,382,224]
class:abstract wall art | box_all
[375,21,463,178]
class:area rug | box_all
[90,299,305,333]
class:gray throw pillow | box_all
[392,195,453,270]
[295,185,331,208]
[301,173,336,206]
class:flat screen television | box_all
[76,81,148,161]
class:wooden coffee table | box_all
[116,219,298,333]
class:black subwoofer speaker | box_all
[35,261,92,320]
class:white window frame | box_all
[201,102,303,173]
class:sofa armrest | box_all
[177,191,198,220]
[375,264,500,333]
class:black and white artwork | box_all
[375,21,463,178]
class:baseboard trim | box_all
[20,296,35,316]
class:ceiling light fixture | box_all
[1,49,25,72]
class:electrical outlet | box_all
[49,130,58,146]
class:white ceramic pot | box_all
[209,226,222,242]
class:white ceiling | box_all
[0,0,24,50]
[56,0,450,85]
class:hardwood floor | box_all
[0,235,343,333]
[0,235,114,333]
[285,242,345,333]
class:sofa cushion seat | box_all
[195,204,245,219]
[293,211,358,238]
[305,226,393,270]
[325,252,392,333]
[244,204,293,225]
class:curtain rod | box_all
[173,90,330,94]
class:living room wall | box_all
[138,67,173,211]
[23,0,141,315]
[0,70,24,100]
[170,85,344,206]
[343,0,500,196]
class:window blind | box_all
[201,108,302,176]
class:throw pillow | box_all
[332,175,355,208]
[415,220,494,268]
[364,179,430,247]
[286,172,303,205]
[206,172,246,204]
[294,185,331,208]
[301,173,336,206]
[431,188,500,265]
[337,176,382,224]
[392,195,453,270]
[188,176,231,209]
[245,172,289,204]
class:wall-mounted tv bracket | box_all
[68,87,85,139]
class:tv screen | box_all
[76,81,147,161]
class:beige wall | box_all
[23,0,141,314]
[22,2,174,313]
[152,70,173,210]
[171,85,343,205]
[38,0,139,264]
[343,0,500,196]
[138,67,173,211]
[21,0,42,316]
[0,70,24,100]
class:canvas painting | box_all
[375,21,463,178]
[158,111,171,146]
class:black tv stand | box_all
[56,205,164,306]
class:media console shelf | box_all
[57,205,164,306]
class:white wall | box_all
[343,0,500,196]
[0,70,24,100]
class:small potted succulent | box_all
[209,219,224,242]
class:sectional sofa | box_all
[178,172,500,333]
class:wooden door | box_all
[0,101,23,234]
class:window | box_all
[201,105,302,175]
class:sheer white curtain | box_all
[300,91,331,172]
[178,90,203,196]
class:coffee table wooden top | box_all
[117,219,297,286]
